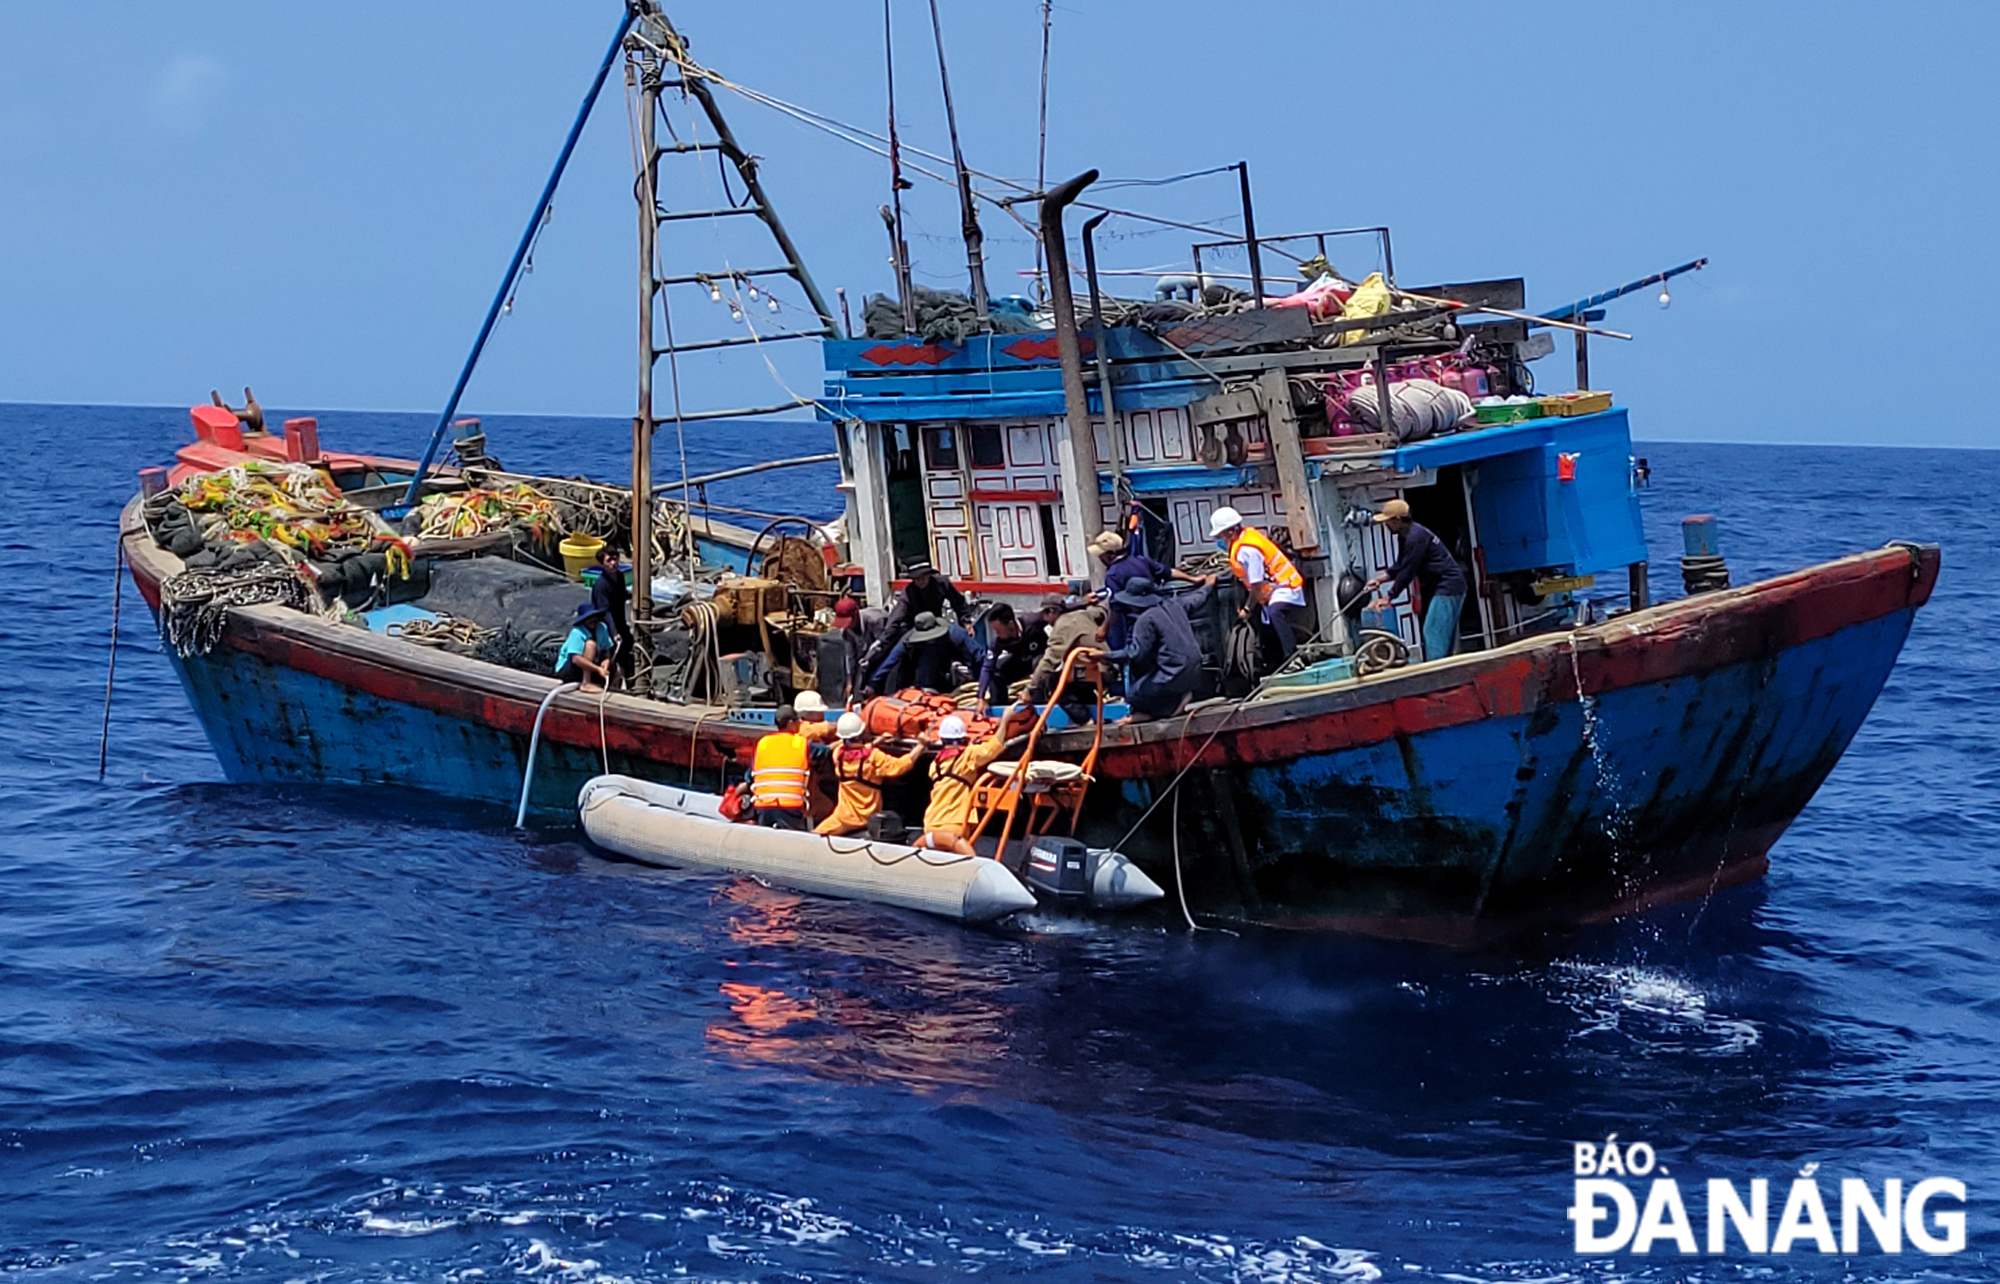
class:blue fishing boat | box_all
[120,4,1937,942]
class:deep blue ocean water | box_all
[2,402,1995,1281]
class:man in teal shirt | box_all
[556,604,613,692]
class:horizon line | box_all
[1,398,1992,452]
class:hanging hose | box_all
[1169,783,1198,933]
[515,682,580,828]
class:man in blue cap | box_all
[1094,576,1208,722]
[555,603,614,692]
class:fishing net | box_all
[169,461,409,569]
[157,564,316,658]
[411,483,560,540]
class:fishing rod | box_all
[1539,258,1708,323]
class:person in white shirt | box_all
[1209,506,1308,664]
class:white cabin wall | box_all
[843,419,896,606]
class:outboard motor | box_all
[1023,836,1092,901]
[867,810,908,844]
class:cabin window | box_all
[1038,504,1062,578]
[923,425,960,472]
[968,424,1005,468]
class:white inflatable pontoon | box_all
[578,775,1039,924]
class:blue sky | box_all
[2,2,1995,447]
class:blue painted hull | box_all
[1078,610,1914,937]
[132,531,1938,940]
[163,639,701,818]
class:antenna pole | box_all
[1237,160,1265,307]
[927,0,988,319]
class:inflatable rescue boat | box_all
[577,775,1163,923]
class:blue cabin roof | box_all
[1389,410,1647,577]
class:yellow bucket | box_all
[558,533,606,582]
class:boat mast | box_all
[617,4,844,691]
[632,42,662,634]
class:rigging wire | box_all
[640,36,1243,242]
[673,92,833,423]
[1033,0,1052,303]
[1093,164,1242,190]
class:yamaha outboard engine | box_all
[1023,837,1092,901]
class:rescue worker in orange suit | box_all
[749,706,814,831]
[914,708,1030,856]
[792,690,840,743]
[814,712,924,837]
[1209,505,1307,668]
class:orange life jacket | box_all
[1229,526,1304,596]
[750,731,810,810]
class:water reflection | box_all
[676,868,1829,1169]
[702,880,1015,1092]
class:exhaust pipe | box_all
[1039,170,1105,566]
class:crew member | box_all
[1366,498,1469,662]
[815,712,924,837]
[555,604,613,693]
[1089,530,1204,651]
[975,603,1046,705]
[860,560,971,677]
[865,610,985,696]
[914,709,1029,856]
[590,546,633,684]
[825,596,868,705]
[1209,506,1307,667]
[1096,576,1208,722]
[749,705,812,830]
[792,689,840,742]
[1025,595,1107,711]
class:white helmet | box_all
[835,711,866,740]
[794,690,827,715]
[1208,506,1244,539]
[937,715,968,742]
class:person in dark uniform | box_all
[590,546,634,684]
[860,560,971,678]
[975,603,1046,705]
[1089,530,1205,651]
[1366,498,1470,662]
[1095,577,1207,722]
[866,611,985,696]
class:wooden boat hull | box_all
[122,498,1937,941]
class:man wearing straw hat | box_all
[859,559,971,679]
[864,610,985,696]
